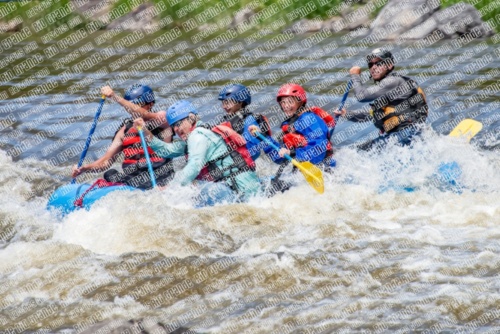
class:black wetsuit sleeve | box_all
[350,74,407,102]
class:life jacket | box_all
[224,110,272,137]
[118,119,172,176]
[195,123,256,189]
[281,108,334,157]
[370,73,428,134]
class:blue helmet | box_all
[218,84,251,106]
[124,84,155,105]
[166,100,198,125]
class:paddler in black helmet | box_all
[335,48,429,150]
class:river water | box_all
[0,27,499,333]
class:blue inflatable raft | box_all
[47,183,137,214]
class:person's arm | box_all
[247,124,286,164]
[335,106,373,122]
[172,130,211,186]
[133,118,185,158]
[350,73,403,102]
[101,86,167,123]
[157,127,174,143]
[71,126,124,177]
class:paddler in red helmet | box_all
[250,83,337,168]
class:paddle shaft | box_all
[335,80,352,119]
[137,126,157,188]
[72,95,106,184]
[256,133,293,162]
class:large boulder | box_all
[341,2,376,31]
[402,2,494,39]
[71,0,114,23]
[369,0,440,40]
[106,2,158,31]
[288,18,324,33]
[77,318,194,334]
[71,0,161,30]
[0,16,22,33]
[369,0,493,40]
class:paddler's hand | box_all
[101,86,115,98]
[248,125,260,136]
[334,108,347,117]
[278,148,290,158]
[72,165,84,178]
[349,66,361,75]
[133,117,146,130]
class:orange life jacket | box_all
[121,121,168,173]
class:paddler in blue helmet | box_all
[215,83,281,163]
[72,84,174,189]
[133,100,261,201]
[216,84,293,195]
[335,48,429,150]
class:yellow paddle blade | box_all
[291,159,324,194]
[449,119,483,142]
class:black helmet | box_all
[366,48,394,64]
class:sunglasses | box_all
[368,60,385,69]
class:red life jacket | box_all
[121,120,169,173]
[281,107,335,152]
[310,106,336,131]
[195,123,256,185]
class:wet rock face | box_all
[77,318,194,334]
[370,0,493,40]
[285,0,493,39]
[71,0,159,31]
[106,2,157,31]
[370,0,440,39]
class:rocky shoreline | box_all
[0,0,494,40]
[289,0,494,39]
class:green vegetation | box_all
[0,0,84,31]
[0,0,497,33]
[441,0,499,32]
[0,0,370,33]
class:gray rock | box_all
[106,2,158,31]
[370,0,440,40]
[231,7,254,27]
[71,0,114,22]
[0,17,23,33]
[343,2,376,31]
[323,16,346,33]
[368,0,492,40]
[398,15,439,40]
[77,318,195,334]
[433,2,493,37]
[197,23,219,32]
[287,18,324,33]
[399,2,493,40]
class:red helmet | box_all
[276,83,307,103]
